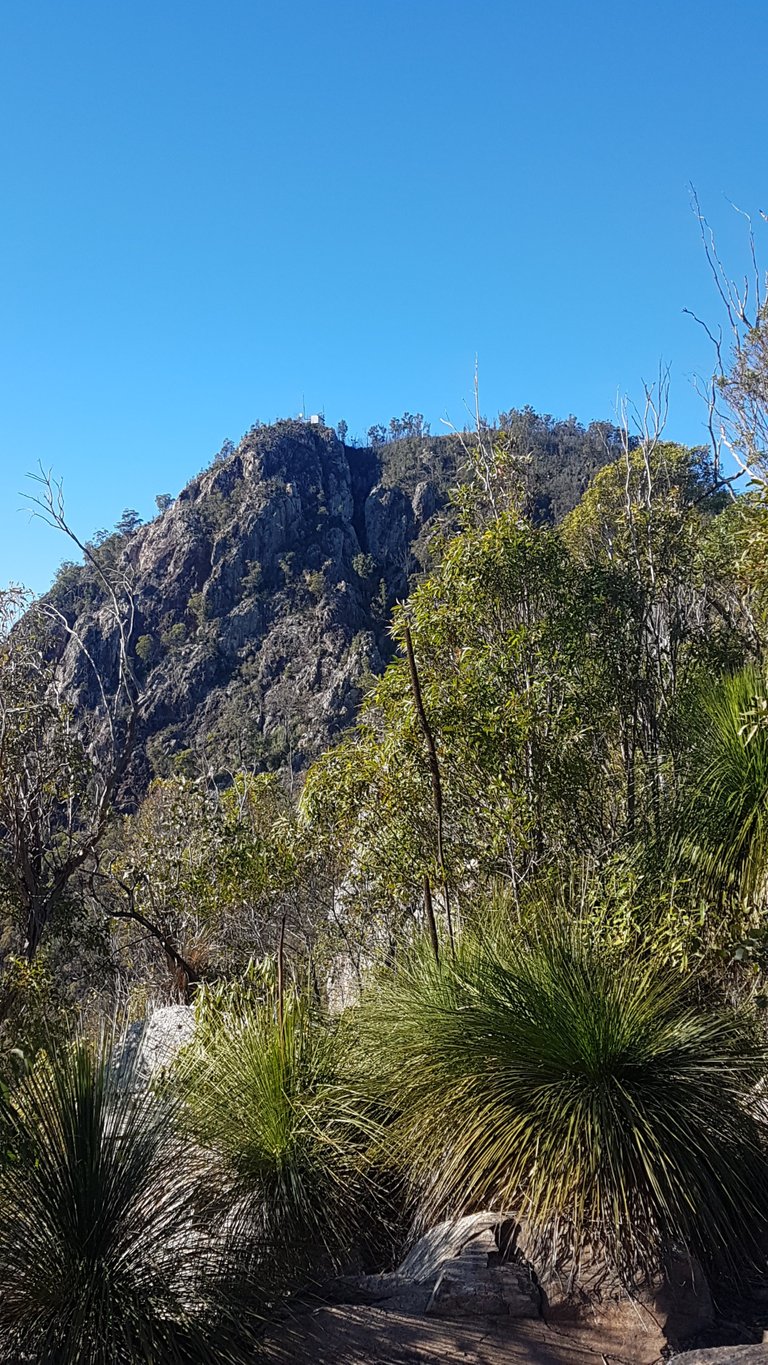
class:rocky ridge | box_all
[49,415,618,797]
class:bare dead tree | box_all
[0,474,144,959]
[685,188,768,486]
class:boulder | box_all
[113,1004,195,1082]
[139,1004,196,1072]
[425,1227,540,1318]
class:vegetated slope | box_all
[48,413,620,798]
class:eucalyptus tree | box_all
[97,771,333,1000]
[302,507,630,944]
[561,434,743,839]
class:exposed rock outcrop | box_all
[113,1004,195,1081]
[47,416,616,800]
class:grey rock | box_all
[412,479,440,525]
[139,1004,195,1072]
[113,1005,195,1081]
[364,483,414,588]
[670,1351,768,1363]
[425,1228,540,1319]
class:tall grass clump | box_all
[681,666,768,910]
[0,1033,255,1365]
[361,922,768,1281]
[177,974,380,1273]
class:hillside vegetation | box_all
[43,411,620,795]
[3,342,768,1358]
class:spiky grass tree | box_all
[177,983,380,1275]
[680,666,768,913]
[361,926,768,1281]
[0,1034,262,1365]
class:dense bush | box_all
[176,972,381,1273]
[0,1035,263,1364]
[360,922,768,1281]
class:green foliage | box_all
[241,559,263,596]
[177,971,378,1270]
[352,552,376,579]
[47,559,100,613]
[370,575,389,621]
[278,552,297,582]
[678,667,768,919]
[303,568,325,600]
[303,511,631,922]
[360,921,768,1279]
[0,955,75,1083]
[115,507,143,536]
[0,1034,258,1363]
[162,621,188,649]
[135,633,157,666]
[187,590,209,627]
[561,442,725,573]
[105,772,330,991]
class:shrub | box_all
[162,622,188,649]
[304,569,325,600]
[135,633,157,666]
[680,666,768,910]
[177,974,379,1272]
[241,560,263,596]
[0,1034,260,1363]
[360,923,768,1280]
[352,552,376,580]
[187,591,209,628]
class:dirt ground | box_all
[268,1300,670,1364]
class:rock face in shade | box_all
[46,416,617,800]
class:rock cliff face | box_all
[49,417,615,798]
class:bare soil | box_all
[268,1300,668,1364]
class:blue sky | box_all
[1,0,767,592]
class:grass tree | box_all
[360,919,768,1281]
[680,666,768,914]
[0,1034,262,1365]
[176,970,382,1276]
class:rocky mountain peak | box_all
[47,412,618,798]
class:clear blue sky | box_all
[1,0,767,592]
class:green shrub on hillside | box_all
[360,921,768,1281]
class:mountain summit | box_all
[47,413,619,794]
